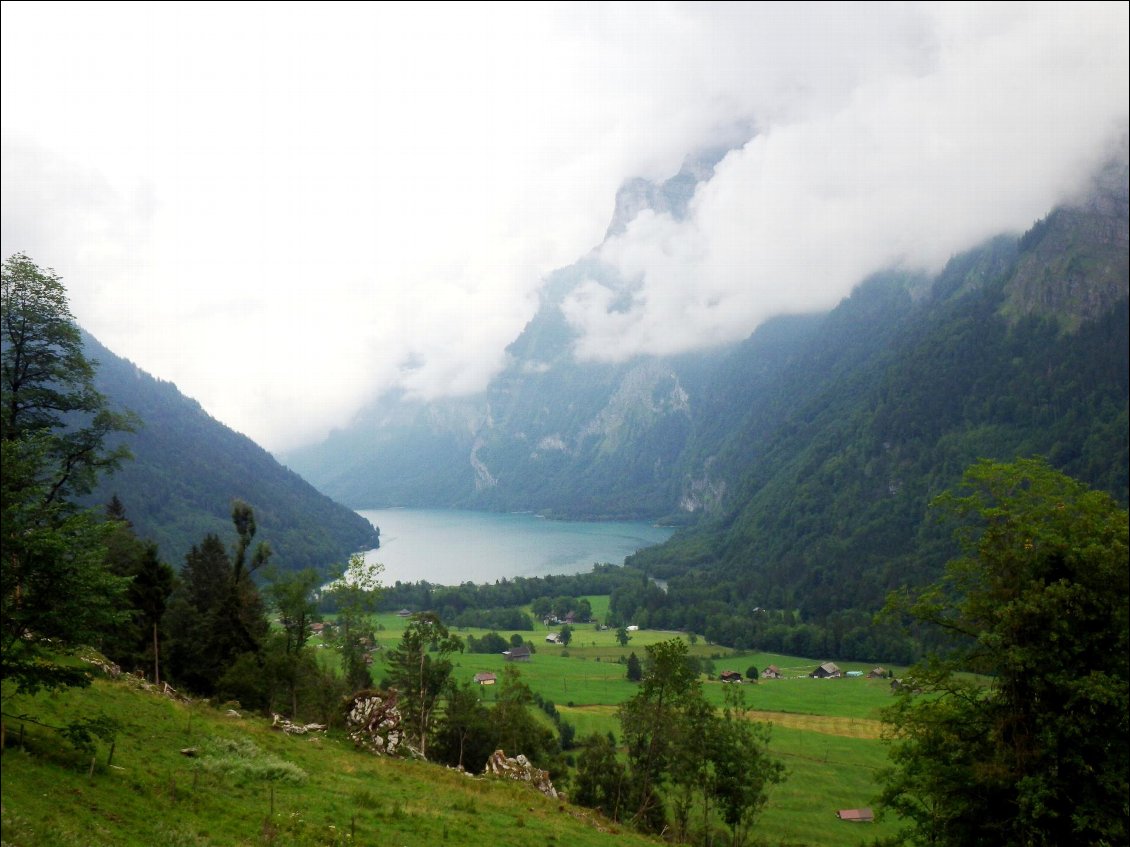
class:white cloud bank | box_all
[2,3,1126,451]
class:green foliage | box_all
[1,254,135,698]
[616,638,785,838]
[878,459,1129,846]
[164,504,271,697]
[385,612,463,758]
[626,652,642,682]
[193,736,308,784]
[573,732,627,820]
[327,554,383,693]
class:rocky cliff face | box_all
[1006,154,1129,328]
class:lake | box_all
[357,508,675,586]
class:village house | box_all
[503,645,532,662]
[810,661,842,678]
[761,665,783,679]
[869,667,887,679]
[473,672,497,686]
[719,670,744,683]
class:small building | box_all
[836,808,874,823]
[869,667,887,679]
[720,670,743,684]
[545,632,561,644]
[474,672,497,686]
[761,665,782,679]
[396,609,413,617]
[626,625,639,632]
[504,645,532,662]
[811,661,842,679]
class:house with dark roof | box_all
[719,670,744,683]
[810,661,842,678]
[503,645,532,662]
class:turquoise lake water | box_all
[357,508,675,587]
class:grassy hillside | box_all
[3,607,907,846]
[1,671,658,847]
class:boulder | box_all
[483,749,558,799]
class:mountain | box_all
[287,152,1125,528]
[283,152,1127,651]
[82,332,379,573]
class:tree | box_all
[386,612,463,759]
[558,623,573,647]
[1,254,135,698]
[618,638,702,831]
[491,664,558,767]
[262,566,321,716]
[326,553,383,692]
[432,678,495,771]
[616,625,631,647]
[99,501,174,683]
[573,732,628,821]
[626,651,643,682]
[878,459,1129,847]
[164,503,271,697]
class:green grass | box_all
[1,675,658,847]
[3,602,910,846]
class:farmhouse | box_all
[503,645,532,662]
[545,632,561,644]
[719,670,744,683]
[761,665,782,679]
[869,667,887,679]
[474,672,497,686]
[810,662,842,678]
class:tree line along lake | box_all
[356,508,675,586]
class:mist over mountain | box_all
[286,154,1126,500]
[284,151,1127,643]
[81,333,379,573]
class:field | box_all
[364,602,906,845]
[1,599,907,846]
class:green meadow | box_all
[2,598,906,846]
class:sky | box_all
[2,2,1127,453]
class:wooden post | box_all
[153,621,161,686]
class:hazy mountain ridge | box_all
[284,155,1128,550]
[81,332,380,573]
[621,162,1128,640]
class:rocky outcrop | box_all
[483,749,558,798]
[345,689,419,758]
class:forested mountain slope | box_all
[82,332,379,573]
[622,158,1128,650]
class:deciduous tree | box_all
[878,458,1129,847]
[386,612,462,759]
[1,254,135,698]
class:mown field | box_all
[360,600,906,846]
[2,597,906,846]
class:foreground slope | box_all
[0,673,657,847]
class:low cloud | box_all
[2,4,1126,451]
[565,4,1129,361]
